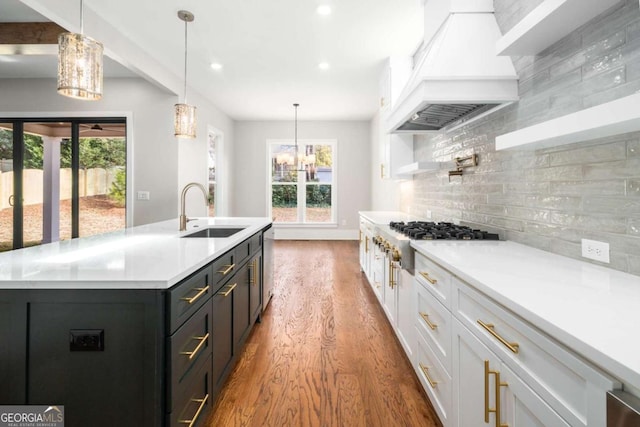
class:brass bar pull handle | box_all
[365,236,369,253]
[419,363,438,389]
[179,393,209,427]
[180,332,210,360]
[250,259,258,285]
[419,312,438,330]
[389,260,398,288]
[495,370,509,427]
[218,263,235,275]
[380,163,385,179]
[484,360,491,423]
[180,285,210,304]
[478,320,519,354]
[419,271,437,285]
[218,283,237,297]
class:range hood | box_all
[387,1,519,133]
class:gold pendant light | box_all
[57,0,103,100]
[174,10,197,139]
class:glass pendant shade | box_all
[174,103,197,138]
[57,32,103,100]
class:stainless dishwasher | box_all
[608,390,640,426]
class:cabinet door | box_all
[500,363,571,427]
[233,263,251,353]
[212,282,234,391]
[0,296,26,404]
[249,253,262,323]
[396,269,414,358]
[382,258,398,326]
[453,319,501,427]
[370,245,385,303]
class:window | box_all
[208,131,217,216]
[268,140,336,224]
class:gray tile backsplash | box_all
[406,0,640,275]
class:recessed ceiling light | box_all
[316,5,331,15]
[318,62,330,70]
[210,62,223,70]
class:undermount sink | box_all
[182,227,245,238]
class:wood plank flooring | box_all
[207,240,442,427]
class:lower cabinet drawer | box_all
[416,279,452,374]
[169,353,213,427]
[168,264,213,333]
[415,329,452,426]
[167,302,212,411]
[453,278,617,427]
[415,252,452,309]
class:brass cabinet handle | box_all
[478,320,519,354]
[484,360,508,427]
[218,263,235,275]
[419,271,437,285]
[419,312,438,330]
[179,394,209,427]
[249,259,258,285]
[388,259,396,288]
[374,281,381,289]
[180,285,210,304]
[365,236,369,253]
[218,282,237,297]
[419,363,438,389]
[180,332,210,360]
[380,163,385,179]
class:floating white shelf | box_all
[394,161,441,178]
[495,93,640,151]
[496,0,621,56]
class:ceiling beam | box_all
[0,22,66,45]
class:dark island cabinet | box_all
[0,228,267,427]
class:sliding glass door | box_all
[0,118,127,252]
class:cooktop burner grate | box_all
[389,221,499,241]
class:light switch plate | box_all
[137,191,150,201]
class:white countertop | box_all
[0,217,271,290]
[359,211,420,224]
[411,239,640,391]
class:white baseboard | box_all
[274,227,359,240]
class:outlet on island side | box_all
[581,238,610,263]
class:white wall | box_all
[233,120,371,239]
[0,77,233,226]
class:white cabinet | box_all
[370,242,386,303]
[358,218,374,280]
[411,249,619,427]
[378,56,414,180]
[454,279,617,427]
[396,268,415,358]
[453,319,570,427]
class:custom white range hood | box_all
[388,0,519,133]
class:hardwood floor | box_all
[207,240,442,427]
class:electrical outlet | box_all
[70,329,105,351]
[137,191,150,201]
[581,239,610,263]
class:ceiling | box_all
[0,0,425,121]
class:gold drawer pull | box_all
[180,332,210,360]
[419,363,438,389]
[374,281,382,289]
[419,271,437,284]
[218,282,237,297]
[180,285,210,304]
[179,393,209,427]
[218,263,235,275]
[249,259,258,285]
[419,312,438,330]
[478,320,519,354]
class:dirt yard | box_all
[0,195,125,251]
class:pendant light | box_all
[57,0,103,100]
[174,10,197,139]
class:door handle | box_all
[8,195,14,206]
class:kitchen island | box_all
[0,217,272,427]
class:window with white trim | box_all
[268,140,336,224]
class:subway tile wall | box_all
[407,0,640,274]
